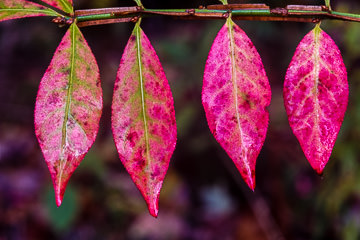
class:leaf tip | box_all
[246,174,256,191]
[314,165,325,176]
[53,173,68,207]
[143,188,161,217]
[55,189,64,207]
[147,200,159,218]
[240,167,256,191]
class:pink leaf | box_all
[34,23,102,206]
[0,0,58,22]
[40,0,73,13]
[284,24,348,174]
[202,18,271,190]
[112,22,177,217]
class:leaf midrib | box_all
[58,24,76,193]
[313,26,321,150]
[0,8,58,16]
[135,23,151,167]
[58,0,73,14]
[62,24,75,151]
[227,18,245,156]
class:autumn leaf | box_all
[40,0,73,14]
[0,0,59,22]
[202,18,271,190]
[111,21,177,217]
[284,24,348,174]
[34,23,103,206]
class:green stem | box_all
[332,11,360,20]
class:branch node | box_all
[186,9,196,15]
[131,16,140,23]
[136,6,144,12]
[270,8,288,16]
[52,16,73,27]
[312,18,321,23]
[222,12,230,18]
[66,18,74,25]
[321,5,331,13]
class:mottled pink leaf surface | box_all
[202,18,271,190]
[284,24,348,174]
[35,23,102,206]
[40,0,73,13]
[0,0,58,22]
[112,22,177,217]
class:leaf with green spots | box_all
[202,18,271,190]
[40,0,73,14]
[0,0,59,22]
[35,23,103,207]
[284,24,348,174]
[111,21,177,217]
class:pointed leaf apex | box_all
[243,169,256,191]
[314,164,325,176]
[316,169,324,176]
[55,193,63,207]
[249,180,256,192]
[53,174,69,207]
[147,200,159,218]
[54,183,65,207]
[143,188,160,217]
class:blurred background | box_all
[1,0,360,239]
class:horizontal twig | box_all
[64,4,360,27]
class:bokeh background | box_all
[1,0,360,239]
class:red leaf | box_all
[40,0,73,13]
[202,18,271,190]
[0,0,58,22]
[34,23,102,206]
[284,24,348,174]
[111,22,177,217]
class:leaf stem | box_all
[133,0,143,8]
[71,4,360,27]
[325,0,332,11]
